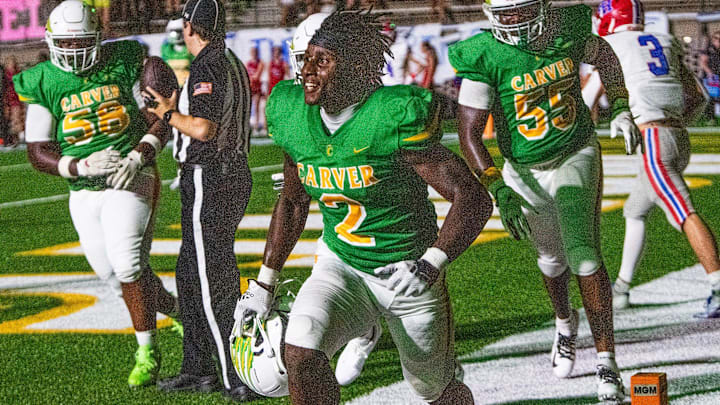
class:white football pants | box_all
[68,167,157,284]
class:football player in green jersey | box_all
[449,0,640,402]
[13,0,180,388]
[234,10,492,404]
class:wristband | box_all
[140,134,162,153]
[421,247,449,271]
[58,155,77,179]
[609,97,630,121]
[257,264,280,287]
[478,166,503,191]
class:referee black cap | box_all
[182,0,226,35]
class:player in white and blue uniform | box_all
[594,0,720,318]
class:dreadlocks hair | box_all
[309,9,393,89]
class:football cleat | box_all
[170,316,184,337]
[693,291,720,319]
[127,344,160,388]
[596,365,625,403]
[550,308,578,378]
[335,320,382,386]
[612,283,630,310]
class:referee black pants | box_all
[176,161,252,390]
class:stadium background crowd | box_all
[1,0,720,145]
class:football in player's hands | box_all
[141,56,178,103]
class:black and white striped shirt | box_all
[174,40,251,165]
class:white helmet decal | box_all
[45,0,101,74]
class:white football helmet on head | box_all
[288,13,329,83]
[45,0,101,74]
[483,0,550,47]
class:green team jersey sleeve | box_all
[13,40,147,191]
[266,84,439,274]
[397,87,443,151]
[448,5,596,166]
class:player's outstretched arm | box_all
[680,58,710,125]
[403,144,492,262]
[458,104,535,240]
[585,36,641,155]
[262,153,312,280]
[234,154,310,324]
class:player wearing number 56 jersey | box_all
[450,2,639,402]
[13,0,180,388]
[592,0,720,319]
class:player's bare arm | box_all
[457,98,536,240]
[679,58,709,123]
[261,153,312,287]
[402,143,492,261]
[233,154,310,324]
[585,35,641,154]
[26,105,119,179]
[457,105,495,176]
[583,36,629,106]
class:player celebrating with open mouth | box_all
[233,9,493,405]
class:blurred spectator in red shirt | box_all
[246,47,266,134]
[268,46,289,95]
[3,56,23,145]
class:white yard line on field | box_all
[348,263,720,405]
[0,163,284,210]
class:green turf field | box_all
[1,133,719,404]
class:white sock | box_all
[597,351,618,371]
[556,312,575,336]
[617,217,646,285]
[708,270,720,293]
[613,278,630,294]
[135,329,157,347]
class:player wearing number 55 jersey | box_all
[450,2,639,402]
[13,0,180,388]
[233,10,492,404]
[592,0,720,319]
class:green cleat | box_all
[170,317,184,338]
[127,344,160,388]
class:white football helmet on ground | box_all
[230,281,296,397]
[45,0,101,74]
[483,0,550,47]
[288,13,329,83]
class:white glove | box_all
[76,148,121,177]
[610,110,642,155]
[107,150,144,190]
[234,279,274,324]
[374,259,440,297]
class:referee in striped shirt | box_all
[144,0,255,401]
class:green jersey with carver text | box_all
[267,80,442,274]
[449,5,596,165]
[14,40,146,191]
